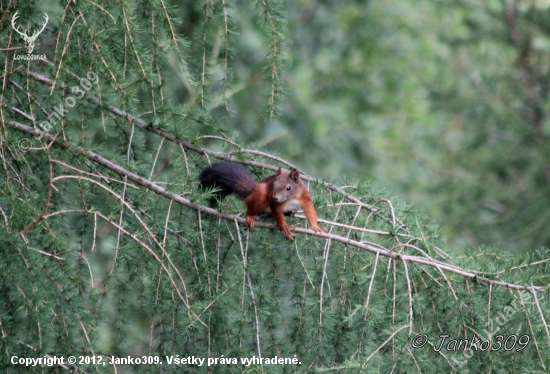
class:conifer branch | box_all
[7,120,546,294]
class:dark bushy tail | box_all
[199,162,257,199]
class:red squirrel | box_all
[199,162,327,239]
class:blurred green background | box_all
[175,0,550,253]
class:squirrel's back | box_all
[199,162,256,199]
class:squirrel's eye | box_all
[286,185,292,191]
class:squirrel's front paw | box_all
[281,224,297,240]
[312,225,328,235]
[245,215,257,228]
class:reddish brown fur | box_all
[242,166,327,239]
[200,162,327,239]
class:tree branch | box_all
[7,120,545,293]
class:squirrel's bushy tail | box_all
[199,162,256,199]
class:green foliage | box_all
[233,0,550,253]
[1,0,549,373]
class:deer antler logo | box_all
[11,11,49,54]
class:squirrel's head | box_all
[272,167,301,202]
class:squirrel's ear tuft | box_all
[289,168,300,183]
[277,166,282,175]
